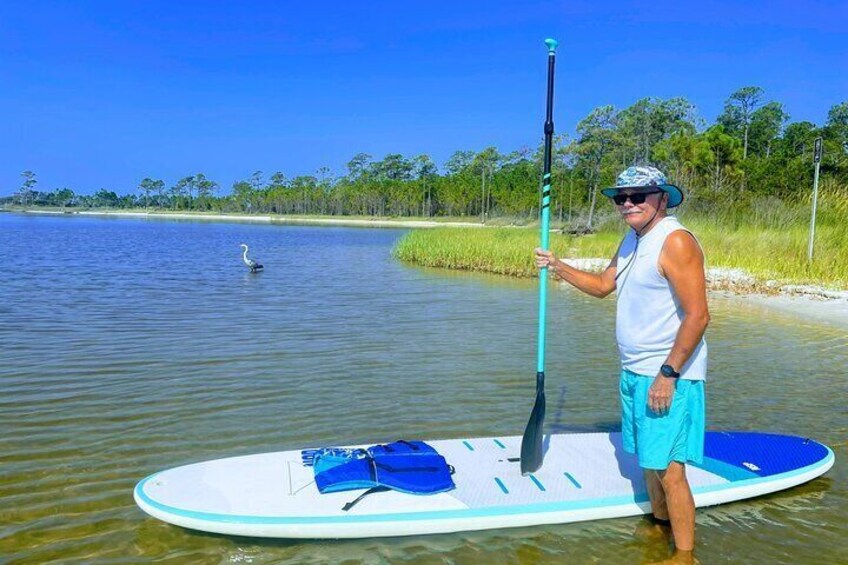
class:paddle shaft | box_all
[537,43,556,374]
[520,39,557,475]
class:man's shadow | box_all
[545,383,645,497]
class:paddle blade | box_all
[520,371,546,475]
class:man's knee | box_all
[657,462,688,489]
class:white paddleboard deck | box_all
[134,431,833,539]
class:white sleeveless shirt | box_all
[615,216,707,381]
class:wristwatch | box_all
[660,364,680,379]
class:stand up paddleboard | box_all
[134,431,833,539]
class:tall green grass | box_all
[394,228,623,278]
[395,228,545,277]
[394,187,848,289]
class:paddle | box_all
[520,38,558,476]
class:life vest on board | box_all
[301,440,455,499]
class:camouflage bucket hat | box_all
[601,166,684,208]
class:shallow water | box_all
[1,212,845,564]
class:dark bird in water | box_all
[239,244,264,273]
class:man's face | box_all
[613,189,667,230]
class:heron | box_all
[239,244,264,273]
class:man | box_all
[535,166,709,562]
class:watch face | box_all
[661,365,677,377]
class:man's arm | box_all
[648,230,710,413]
[660,231,710,371]
[535,248,618,298]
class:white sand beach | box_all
[24,209,485,229]
[562,258,848,329]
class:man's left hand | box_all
[648,375,676,414]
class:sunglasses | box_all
[612,190,662,206]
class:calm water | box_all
[1,212,845,564]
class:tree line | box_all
[7,87,848,227]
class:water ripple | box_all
[1,214,845,563]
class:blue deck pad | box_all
[702,432,830,478]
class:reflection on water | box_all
[0,213,845,564]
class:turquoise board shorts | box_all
[619,369,705,470]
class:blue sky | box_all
[1,1,846,195]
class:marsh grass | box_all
[394,186,848,289]
[395,228,559,277]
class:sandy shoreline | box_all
[563,258,848,329]
[16,208,485,229]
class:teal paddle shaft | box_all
[537,39,557,374]
[521,38,557,475]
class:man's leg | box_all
[656,462,695,551]
[644,469,669,521]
